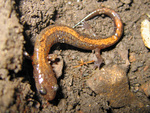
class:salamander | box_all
[32,8,123,101]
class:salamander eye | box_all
[39,88,47,95]
[52,84,59,91]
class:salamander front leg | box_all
[47,54,58,62]
[94,48,104,69]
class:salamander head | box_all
[32,58,58,101]
[33,66,59,101]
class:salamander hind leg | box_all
[94,48,104,69]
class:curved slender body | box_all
[32,8,123,101]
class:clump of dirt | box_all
[0,0,150,112]
[0,0,23,73]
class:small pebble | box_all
[140,81,150,97]
[120,0,132,4]
[141,19,150,49]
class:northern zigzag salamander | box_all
[32,8,123,101]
